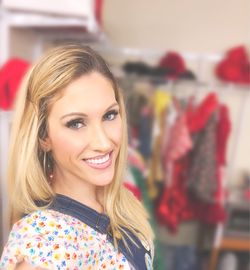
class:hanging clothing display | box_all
[157,92,231,232]
[125,82,232,233]
[186,93,219,202]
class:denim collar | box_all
[48,193,152,270]
[49,194,110,234]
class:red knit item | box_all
[159,51,186,79]
[215,45,250,84]
[0,58,30,110]
[186,92,219,132]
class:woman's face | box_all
[44,71,122,191]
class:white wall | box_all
[103,0,250,54]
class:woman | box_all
[0,44,154,270]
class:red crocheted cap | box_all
[0,58,30,110]
[158,51,187,79]
[215,45,250,85]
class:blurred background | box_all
[0,1,249,269]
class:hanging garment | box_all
[157,157,194,233]
[126,85,154,160]
[214,104,231,203]
[163,97,193,169]
[185,94,228,223]
[186,92,219,133]
[216,105,231,166]
[156,93,230,232]
[187,113,218,202]
[147,90,171,199]
[138,105,154,161]
[0,58,30,110]
[185,93,219,202]
[130,166,165,270]
[156,97,193,232]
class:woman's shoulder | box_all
[0,209,134,270]
[12,209,85,239]
[0,209,87,269]
[13,209,64,230]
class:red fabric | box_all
[158,51,186,79]
[165,114,193,162]
[244,189,250,200]
[214,104,231,203]
[95,0,103,26]
[157,158,193,233]
[186,92,219,132]
[164,97,193,164]
[157,94,229,233]
[0,58,30,110]
[157,158,227,233]
[215,45,250,84]
[216,105,231,166]
[124,182,142,200]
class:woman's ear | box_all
[39,137,52,152]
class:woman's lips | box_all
[83,151,113,169]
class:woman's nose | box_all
[89,124,111,151]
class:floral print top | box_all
[0,194,153,270]
[0,209,132,270]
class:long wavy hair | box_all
[7,44,154,251]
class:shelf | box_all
[0,10,99,33]
[220,237,250,251]
[0,1,105,64]
[2,0,95,19]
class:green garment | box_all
[130,166,165,270]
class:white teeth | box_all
[85,153,110,164]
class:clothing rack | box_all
[118,68,250,258]
[123,76,249,177]
[92,43,224,82]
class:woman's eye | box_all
[103,110,119,121]
[66,119,85,129]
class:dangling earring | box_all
[43,151,53,183]
[43,150,47,176]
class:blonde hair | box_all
[8,44,154,250]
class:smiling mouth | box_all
[83,151,113,168]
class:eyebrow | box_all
[60,102,119,120]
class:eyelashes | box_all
[65,109,119,130]
[103,109,119,121]
[66,118,85,129]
